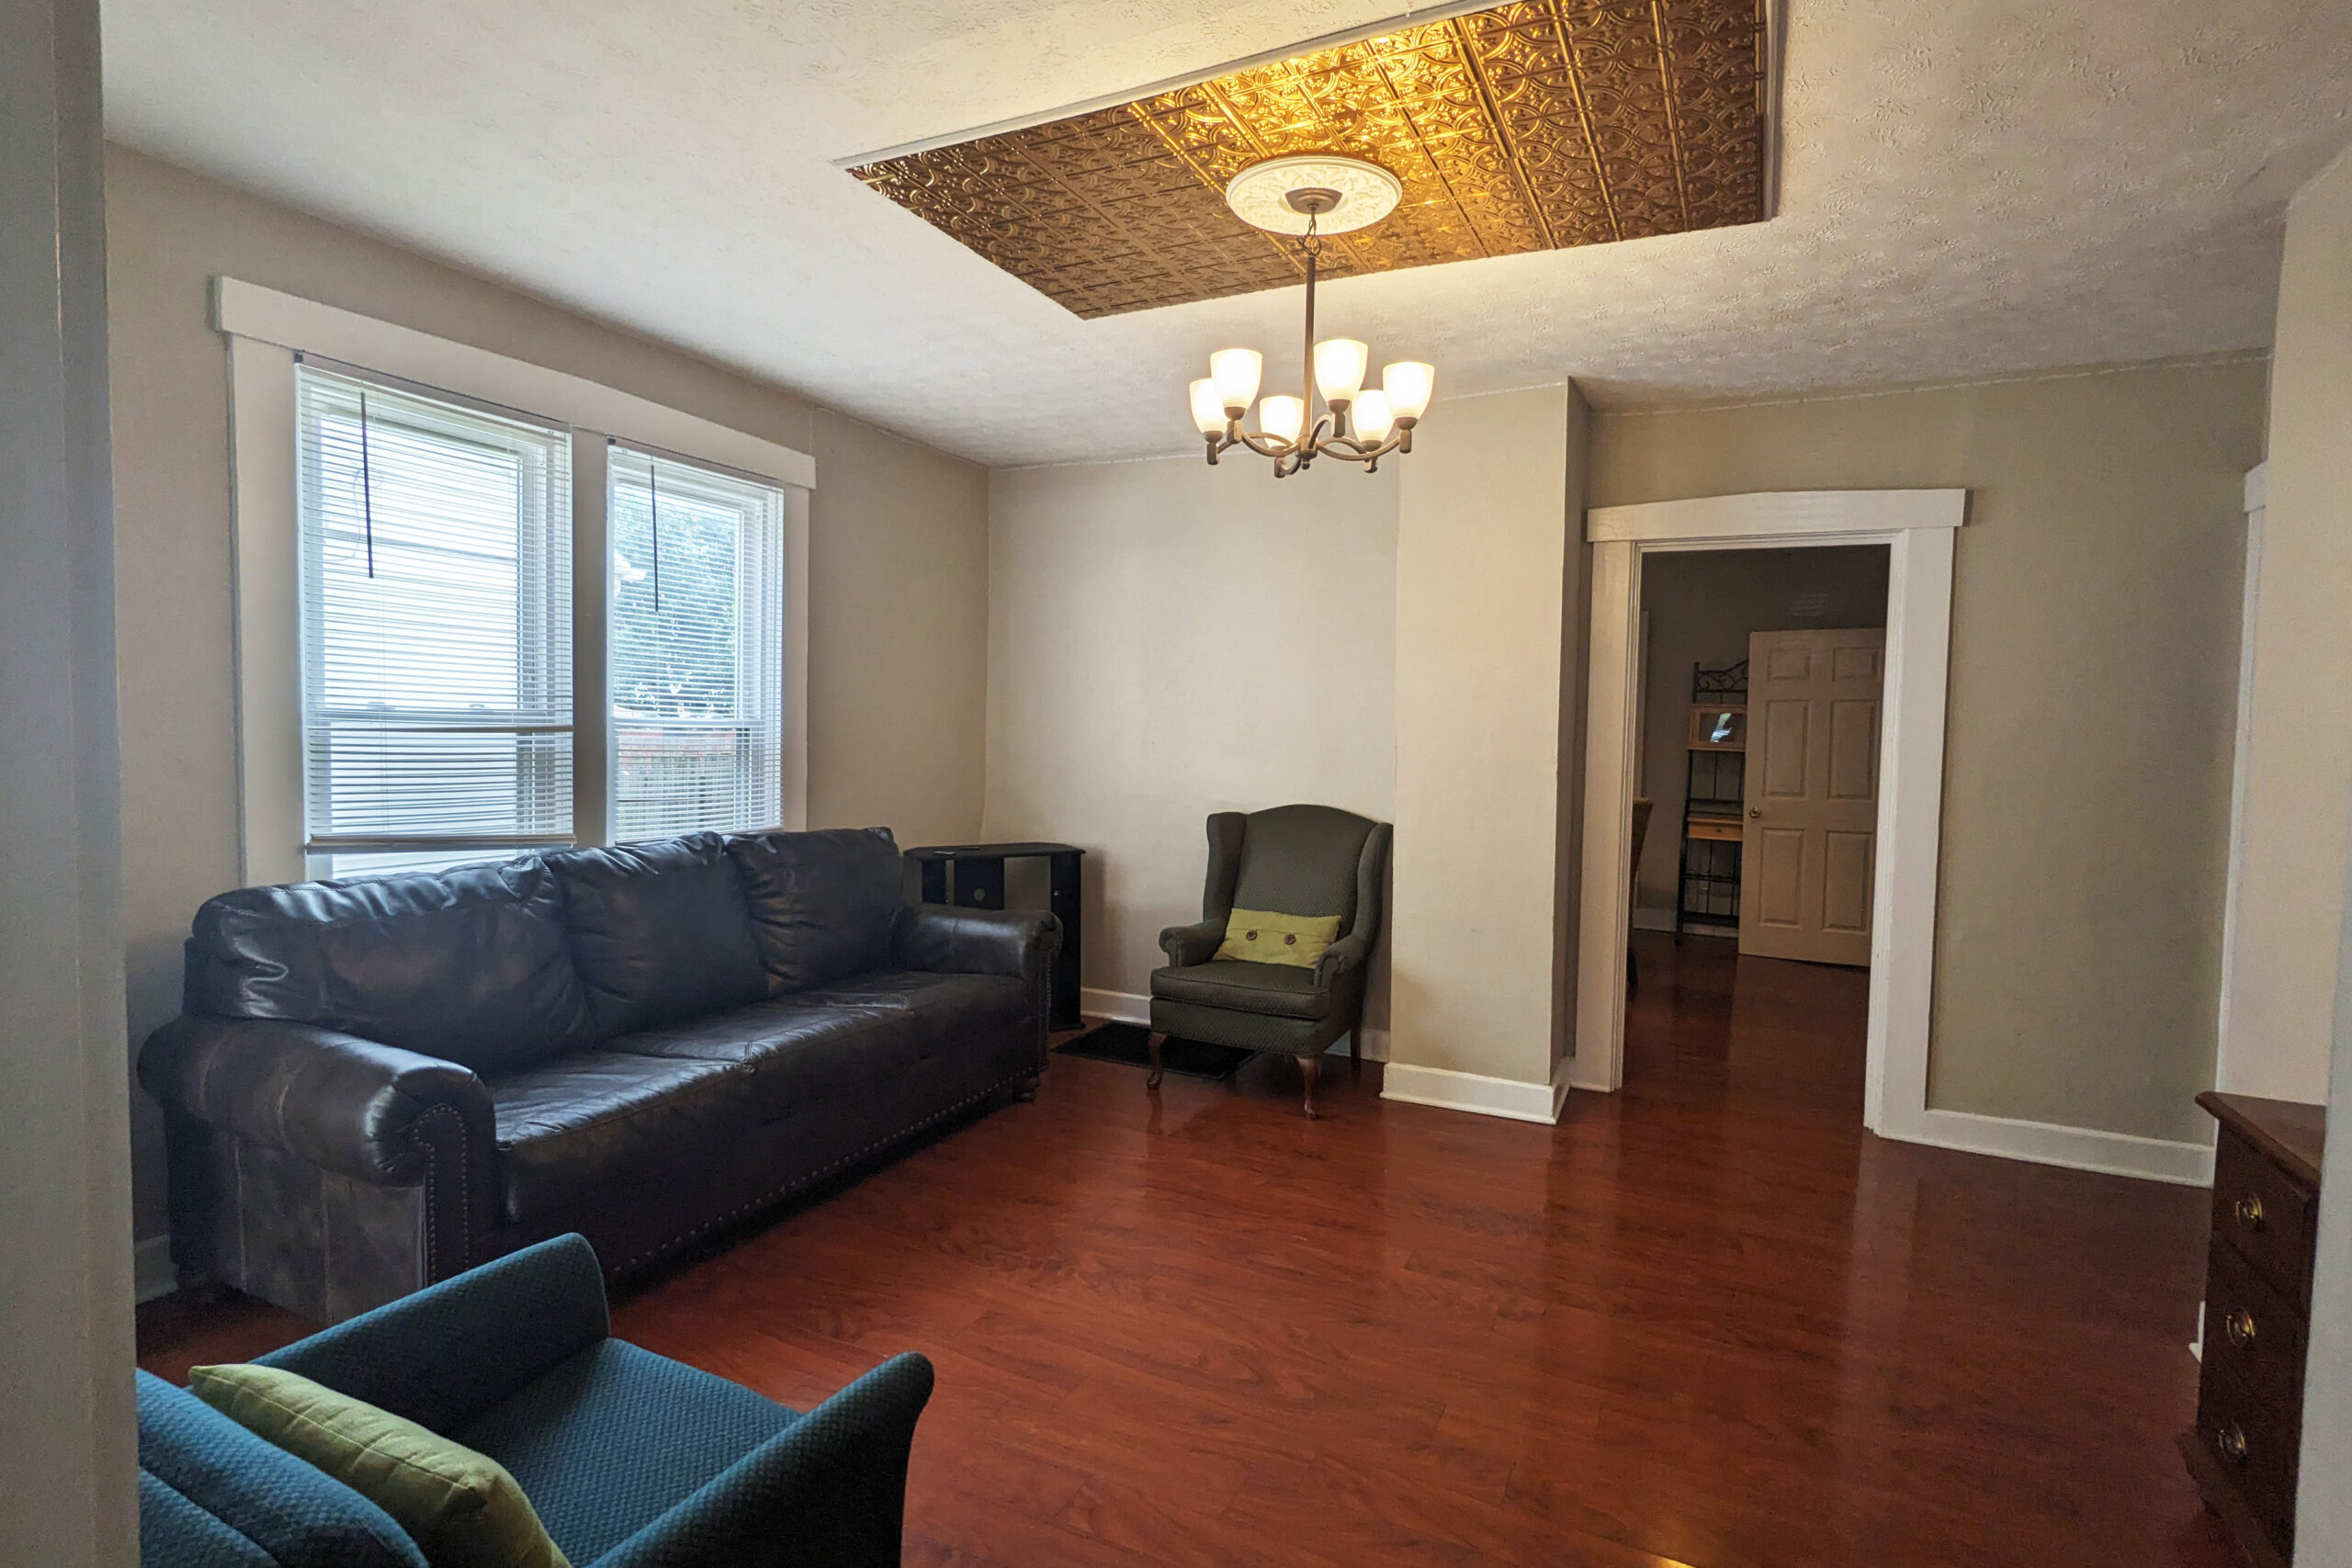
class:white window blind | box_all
[608,446,786,840]
[296,363,572,878]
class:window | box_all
[608,446,786,838]
[296,364,572,877]
[223,279,811,888]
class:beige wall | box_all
[1634,547,1890,914]
[4,8,139,1559]
[807,410,989,850]
[106,146,989,1243]
[1552,389,1594,1075]
[1392,382,1586,1091]
[2222,152,2352,1105]
[2295,150,2352,1563]
[982,454,1397,1027]
[1591,358,2267,1142]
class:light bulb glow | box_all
[1382,361,1434,421]
[1313,338,1369,404]
[1209,348,1263,413]
[1189,378,1228,435]
[1351,389,1396,444]
[1258,394,1306,446]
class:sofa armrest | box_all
[891,903,1059,986]
[1314,931,1373,988]
[1159,919,1224,968]
[595,1352,934,1568]
[257,1235,609,1435]
[139,1015,493,1188]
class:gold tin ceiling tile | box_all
[852,0,1764,319]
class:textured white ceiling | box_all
[102,0,2352,467]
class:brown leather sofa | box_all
[140,827,1057,1323]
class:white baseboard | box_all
[1077,987,1390,1063]
[1381,1061,1566,1125]
[1895,1108,2215,1187]
[135,1235,176,1304]
[1080,987,1149,1025]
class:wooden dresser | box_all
[2183,1091,2326,1567]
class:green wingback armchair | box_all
[1148,805,1393,1118]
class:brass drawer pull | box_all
[2224,1307,2257,1351]
[2234,1193,2267,1232]
[2216,1422,2249,1465]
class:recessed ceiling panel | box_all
[852,0,1767,319]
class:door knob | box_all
[1749,807,1761,819]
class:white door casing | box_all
[1573,490,1962,1146]
[1740,626,1884,965]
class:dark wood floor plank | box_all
[138,933,2237,1566]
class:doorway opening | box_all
[1625,544,1891,1104]
[1571,490,1966,1139]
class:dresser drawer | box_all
[2213,1125,2318,1305]
[2205,1237,2309,1415]
[2196,1356,2300,1562]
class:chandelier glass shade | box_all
[1186,155,1433,477]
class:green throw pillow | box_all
[1214,908,1341,968]
[188,1363,569,1568]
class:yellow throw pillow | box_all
[188,1364,570,1568]
[1214,908,1341,968]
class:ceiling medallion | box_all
[1223,154,1402,235]
[1188,155,1432,479]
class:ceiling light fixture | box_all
[1188,155,1433,478]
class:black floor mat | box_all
[1053,1021,1253,1081]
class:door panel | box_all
[1827,701,1877,799]
[1739,626,1885,965]
[1832,644,1879,682]
[1762,701,1809,795]
[1823,831,1874,934]
[1755,828,1805,927]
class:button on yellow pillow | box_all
[188,1363,570,1568]
[1214,908,1341,968]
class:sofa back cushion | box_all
[543,833,767,1034]
[187,860,597,1075]
[724,827,903,995]
[136,1370,428,1568]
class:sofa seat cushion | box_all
[796,969,1029,1039]
[723,828,903,996]
[608,998,929,1122]
[542,834,767,1037]
[186,860,596,1075]
[1148,959,1334,1021]
[488,1053,754,1224]
[135,1370,426,1568]
[451,1339,797,1567]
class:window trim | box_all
[220,277,811,885]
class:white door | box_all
[1739,627,1884,966]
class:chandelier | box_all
[1187,155,1435,478]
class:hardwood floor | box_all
[141,933,2236,1567]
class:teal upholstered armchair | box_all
[137,1235,932,1568]
[1148,805,1392,1118]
